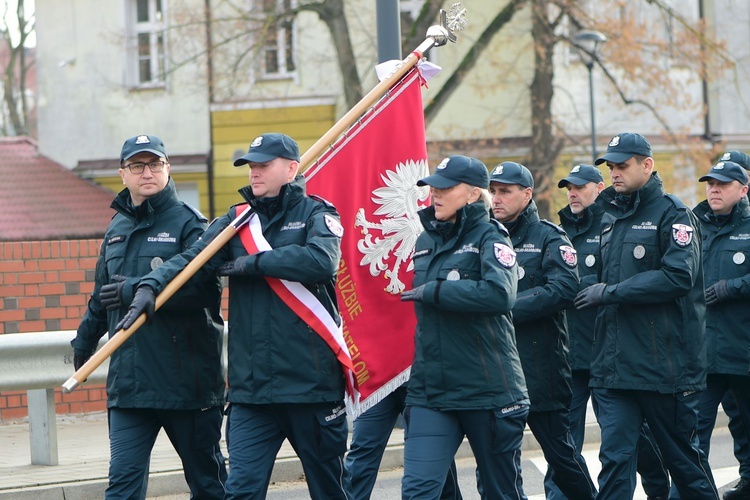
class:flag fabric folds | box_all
[305,67,430,418]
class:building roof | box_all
[0,136,116,241]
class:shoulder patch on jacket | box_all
[181,202,208,222]
[489,218,510,236]
[540,219,567,234]
[494,242,516,268]
[309,194,336,209]
[665,194,688,211]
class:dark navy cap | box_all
[489,161,534,189]
[234,133,301,166]
[417,155,490,189]
[699,161,749,185]
[595,133,653,165]
[557,164,604,188]
[718,150,750,171]
[120,135,168,162]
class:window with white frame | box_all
[258,0,297,79]
[127,0,167,88]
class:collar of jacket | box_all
[110,177,179,220]
[506,200,538,240]
[238,174,306,217]
[419,200,490,238]
[694,194,750,227]
[598,171,664,217]
[558,201,604,234]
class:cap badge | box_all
[608,136,620,147]
[571,165,581,173]
[250,136,263,147]
[135,135,150,144]
[436,158,449,170]
[713,162,725,170]
[721,152,731,161]
[491,165,504,176]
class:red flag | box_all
[305,68,430,417]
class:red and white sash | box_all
[235,205,356,397]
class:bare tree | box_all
[0,0,34,136]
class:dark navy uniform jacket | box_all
[405,201,528,411]
[558,202,604,371]
[140,175,346,405]
[592,172,706,393]
[73,179,226,410]
[694,196,750,376]
[509,200,579,412]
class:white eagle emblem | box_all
[355,159,430,294]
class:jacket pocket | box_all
[314,403,348,460]
[192,406,224,449]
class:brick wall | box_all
[0,239,230,421]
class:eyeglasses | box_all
[123,160,166,174]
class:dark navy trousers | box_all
[699,375,750,479]
[546,371,669,498]
[527,407,597,499]
[224,402,352,500]
[106,407,227,500]
[345,386,461,499]
[593,388,718,499]
[402,404,528,499]
[723,391,750,479]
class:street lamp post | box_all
[574,30,607,164]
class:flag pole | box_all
[299,5,463,171]
[62,207,254,393]
[61,4,466,393]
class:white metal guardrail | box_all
[0,328,228,466]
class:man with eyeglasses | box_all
[71,135,227,499]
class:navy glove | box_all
[705,279,731,306]
[99,275,129,311]
[401,284,426,302]
[73,350,92,371]
[574,283,607,310]
[217,256,260,277]
[115,285,156,331]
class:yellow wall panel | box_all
[212,105,336,128]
